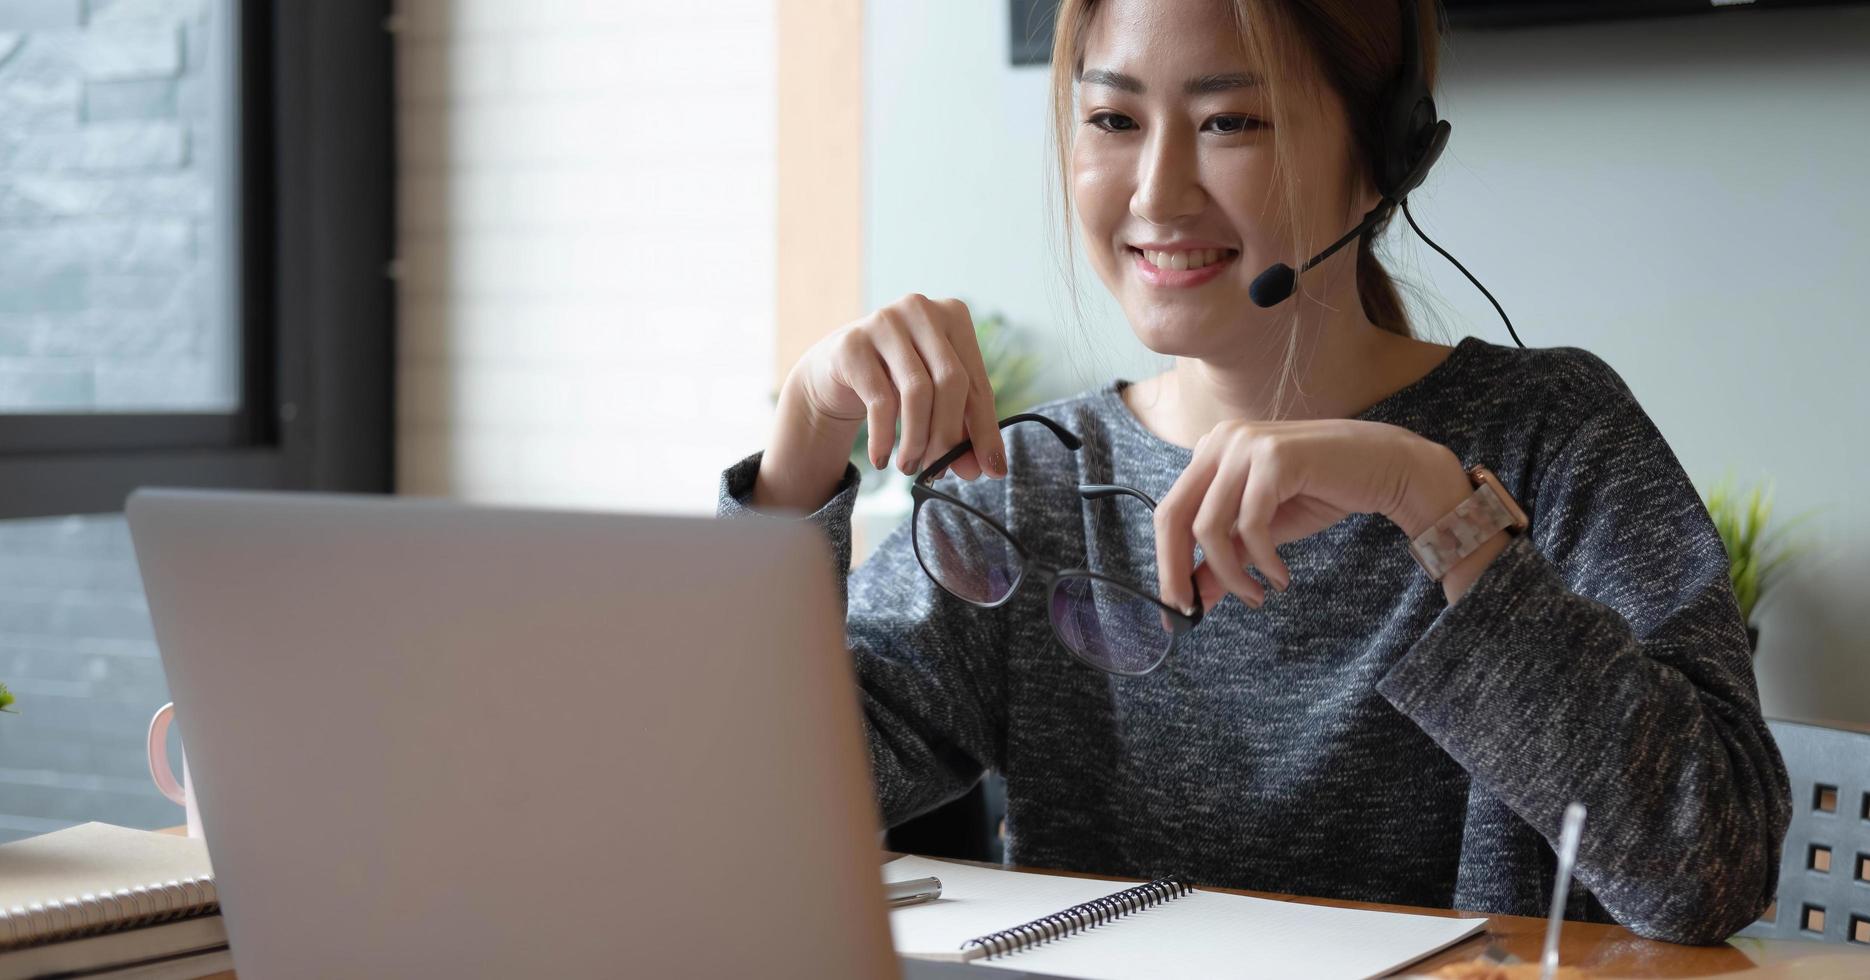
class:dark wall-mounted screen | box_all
[1446,0,1862,29]
[1012,0,1866,65]
[1011,0,1056,66]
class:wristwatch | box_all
[1407,464,1529,582]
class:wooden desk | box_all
[893,853,1869,978]
[163,828,1866,978]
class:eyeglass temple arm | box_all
[916,413,1083,484]
[1078,483,1158,509]
[1077,484,1203,625]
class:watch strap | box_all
[1408,468,1523,582]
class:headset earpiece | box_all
[1378,0,1446,203]
[1249,0,1522,347]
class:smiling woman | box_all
[721,0,1789,948]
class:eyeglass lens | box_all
[914,492,1176,674]
[913,495,1022,605]
[1048,575,1175,675]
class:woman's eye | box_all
[1086,112,1136,133]
[1084,113,1265,135]
[1207,115,1265,135]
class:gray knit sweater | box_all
[717,336,1790,944]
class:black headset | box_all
[1246,0,1523,348]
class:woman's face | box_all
[1071,0,1371,358]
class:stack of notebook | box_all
[0,823,231,979]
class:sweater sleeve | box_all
[717,451,1009,827]
[1374,375,1792,944]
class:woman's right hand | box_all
[789,293,1010,482]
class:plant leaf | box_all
[1697,474,1827,627]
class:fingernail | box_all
[990,450,1006,478]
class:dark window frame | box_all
[0,0,395,518]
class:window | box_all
[0,0,239,415]
[0,0,392,841]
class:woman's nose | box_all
[1131,132,1205,225]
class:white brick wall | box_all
[0,0,231,412]
[394,0,777,514]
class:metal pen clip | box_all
[885,875,943,908]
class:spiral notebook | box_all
[0,823,227,976]
[885,855,1487,980]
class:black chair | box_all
[884,773,1008,864]
[1738,718,1870,945]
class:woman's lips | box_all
[1130,247,1239,288]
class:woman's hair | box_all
[1045,0,1443,413]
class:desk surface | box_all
[890,852,1866,979]
[171,831,1864,979]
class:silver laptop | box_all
[127,489,902,979]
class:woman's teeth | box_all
[1140,248,1231,271]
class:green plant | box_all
[0,681,14,714]
[1702,477,1816,630]
[848,310,1045,482]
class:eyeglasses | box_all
[910,413,1204,677]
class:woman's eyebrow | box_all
[1184,71,1261,94]
[1079,68,1261,95]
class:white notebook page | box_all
[884,855,1487,980]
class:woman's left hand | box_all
[1153,418,1474,614]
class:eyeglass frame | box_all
[907,412,1205,677]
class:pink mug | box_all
[147,702,202,838]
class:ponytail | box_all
[1355,211,1411,337]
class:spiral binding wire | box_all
[959,875,1193,960]
[0,875,218,951]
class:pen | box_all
[885,875,942,908]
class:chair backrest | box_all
[1738,718,1870,944]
